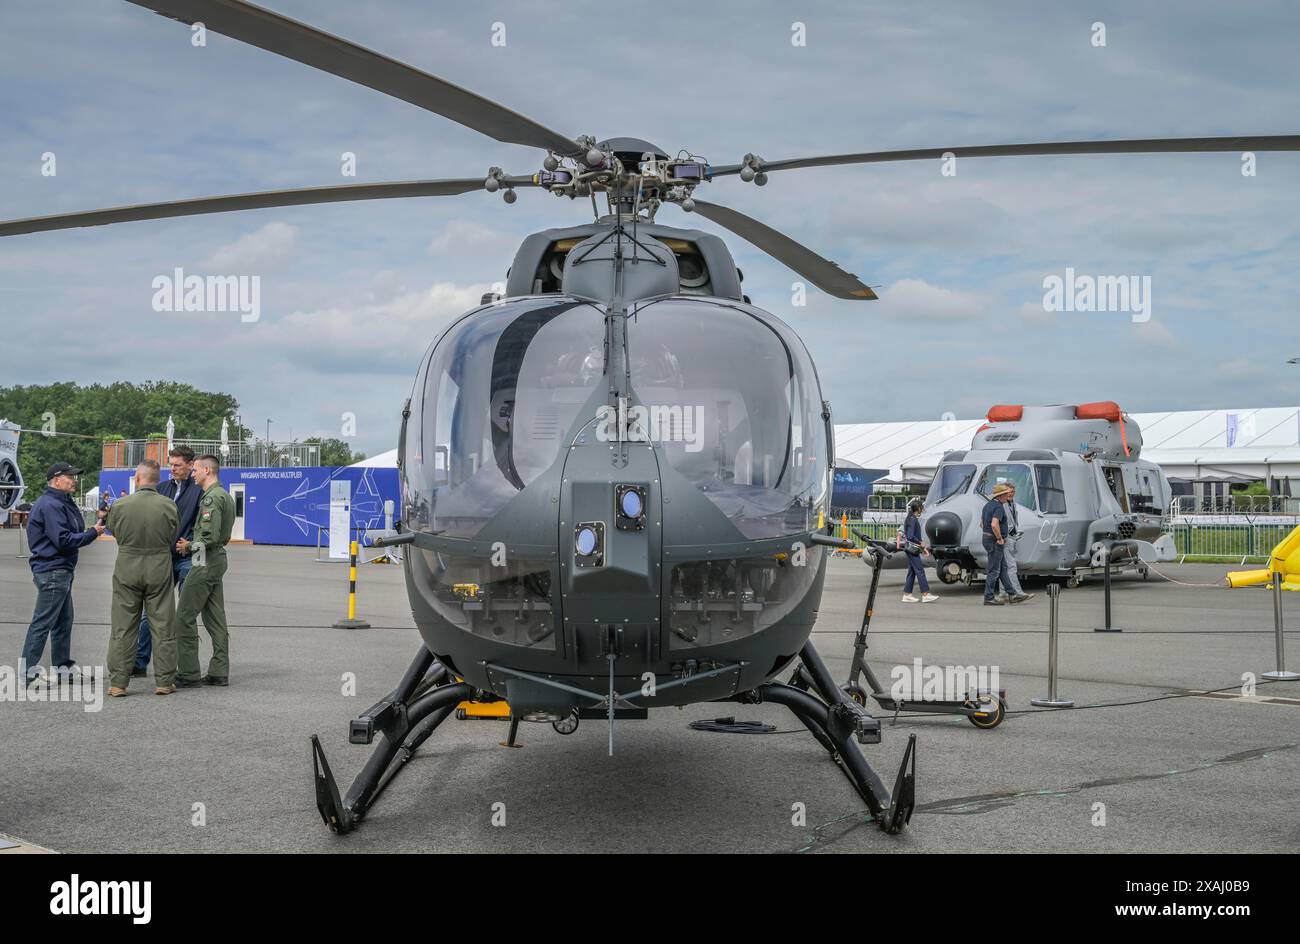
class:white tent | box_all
[351,408,1300,488]
[350,449,398,468]
[836,407,1300,487]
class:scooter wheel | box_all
[967,693,1005,729]
[843,684,868,707]
[1065,575,1081,589]
[552,711,579,735]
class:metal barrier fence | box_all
[1162,517,1300,563]
[111,438,322,468]
[823,514,904,549]
[1170,494,1300,516]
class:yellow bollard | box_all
[333,537,371,629]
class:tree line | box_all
[0,382,364,501]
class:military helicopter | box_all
[923,402,1177,589]
[0,420,24,517]
[3,0,1296,838]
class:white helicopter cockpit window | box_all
[627,299,828,539]
[410,299,604,537]
[975,463,1038,511]
[928,463,976,505]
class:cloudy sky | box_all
[1,0,1298,457]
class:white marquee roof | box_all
[836,407,1300,483]
[354,408,1300,484]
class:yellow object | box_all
[1227,524,1300,590]
[841,513,848,539]
[453,583,481,600]
[348,540,358,619]
[457,699,511,718]
[817,509,825,529]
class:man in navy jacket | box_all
[21,461,105,685]
[134,446,202,676]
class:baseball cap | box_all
[46,461,84,480]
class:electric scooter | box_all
[812,534,1008,730]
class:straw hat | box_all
[991,482,1014,498]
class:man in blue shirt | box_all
[133,446,202,676]
[981,482,1017,605]
[21,462,105,685]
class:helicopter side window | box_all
[927,463,975,504]
[1035,464,1067,515]
[408,299,604,537]
[627,299,828,539]
[975,463,1037,511]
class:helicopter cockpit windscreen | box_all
[627,299,829,539]
[408,299,604,537]
[975,463,1038,511]
[927,463,976,505]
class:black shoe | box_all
[202,675,228,686]
[131,666,148,678]
[174,676,203,688]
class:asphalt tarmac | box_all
[2,530,1297,853]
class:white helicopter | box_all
[921,402,1176,588]
[0,420,25,518]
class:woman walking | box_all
[900,498,938,603]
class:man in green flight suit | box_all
[105,459,179,697]
[174,454,236,687]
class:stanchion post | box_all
[333,534,371,629]
[1094,543,1123,632]
[1032,583,1074,708]
[1262,576,1299,681]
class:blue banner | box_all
[98,466,401,547]
[831,466,887,510]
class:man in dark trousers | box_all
[133,446,200,677]
[105,460,179,696]
[981,482,1018,605]
[20,462,105,687]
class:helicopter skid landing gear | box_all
[312,646,472,834]
[733,642,916,833]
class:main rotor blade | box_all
[686,199,876,300]
[711,134,1300,176]
[0,177,535,236]
[126,0,579,155]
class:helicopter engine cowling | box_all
[561,232,679,302]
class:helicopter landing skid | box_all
[312,646,472,835]
[730,642,916,833]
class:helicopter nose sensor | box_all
[925,511,963,546]
[574,522,605,567]
[616,485,647,531]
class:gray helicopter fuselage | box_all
[921,406,1171,583]
[397,222,833,716]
